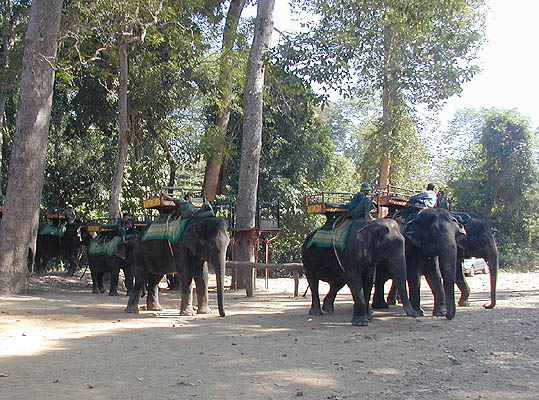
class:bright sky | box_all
[266,0,539,129]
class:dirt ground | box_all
[0,270,538,400]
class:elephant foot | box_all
[458,299,471,307]
[351,315,369,327]
[109,291,119,297]
[197,306,211,314]
[308,307,323,316]
[125,305,139,314]
[413,307,425,317]
[403,305,419,318]
[180,308,196,316]
[432,307,445,317]
[147,303,163,311]
[321,302,334,314]
[92,288,99,294]
[372,300,389,310]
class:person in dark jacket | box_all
[347,183,375,219]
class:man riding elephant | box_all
[347,183,375,219]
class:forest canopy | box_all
[0,0,536,276]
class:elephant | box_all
[301,218,417,327]
[455,218,498,309]
[125,216,229,316]
[34,220,90,275]
[87,235,137,296]
[374,214,498,315]
[393,207,465,320]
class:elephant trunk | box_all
[388,250,417,318]
[439,244,457,320]
[215,243,227,317]
[484,243,498,309]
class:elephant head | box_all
[356,219,418,318]
[457,218,498,309]
[403,208,462,320]
[180,217,229,317]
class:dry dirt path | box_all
[0,271,538,400]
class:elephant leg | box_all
[125,274,146,314]
[322,280,345,314]
[90,269,100,294]
[362,267,375,321]
[97,272,105,293]
[123,266,134,296]
[66,256,78,276]
[455,260,471,307]
[179,277,195,316]
[146,273,164,311]
[407,264,424,317]
[423,265,446,317]
[387,281,398,305]
[347,280,369,327]
[193,261,210,314]
[108,267,120,296]
[304,266,322,316]
[372,265,391,310]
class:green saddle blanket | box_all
[306,219,354,252]
[141,217,191,244]
[38,224,66,238]
[88,236,122,257]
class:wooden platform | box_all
[142,186,204,210]
[305,192,352,215]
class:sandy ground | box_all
[0,270,538,400]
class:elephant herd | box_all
[302,207,498,326]
[34,213,230,317]
[34,205,497,327]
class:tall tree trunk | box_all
[235,0,274,295]
[0,93,6,195]
[0,0,13,195]
[378,22,393,190]
[0,0,62,294]
[150,121,177,188]
[109,38,129,219]
[203,0,246,201]
[379,84,391,190]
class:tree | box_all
[203,0,247,201]
[282,0,486,187]
[0,0,63,294]
[447,108,538,269]
[235,0,274,295]
[0,0,32,194]
[60,0,222,218]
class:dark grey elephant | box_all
[88,236,136,296]
[375,214,498,315]
[125,217,229,316]
[456,218,498,308]
[400,208,465,320]
[301,218,417,327]
[35,220,89,274]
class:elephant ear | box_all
[355,224,372,261]
[403,218,422,248]
[182,228,201,256]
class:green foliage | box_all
[447,108,538,270]
[284,0,486,107]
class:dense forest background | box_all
[0,0,537,271]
